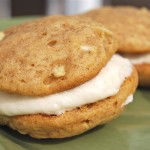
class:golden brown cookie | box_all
[0,68,138,138]
[0,15,118,96]
[82,6,150,54]
[134,64,150,87]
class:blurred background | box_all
[0,0,150,19]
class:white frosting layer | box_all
[124,53,150,64]
[121,95,133,107]
[0,54,132,116]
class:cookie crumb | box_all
[0,31,5,41]
[52,65,66,78]
[80,45,97,52]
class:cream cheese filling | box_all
[121,95,133,107]
[0,54,132,116]
[123,53,150,64]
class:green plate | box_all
[0,17,150,150]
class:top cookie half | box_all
[0,15,117,96]
[82,6,150,54]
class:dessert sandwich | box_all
[0,15,138,138]
[82,6,150,87]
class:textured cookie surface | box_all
[0,15,118,96]
[0,68,138,138]
[82,6,150,53]
[135,64,150,87]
